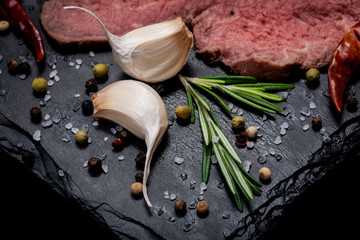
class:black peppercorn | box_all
[135,151,146,168]
[18,62,31,75]
[118,129,131,145]
[85,78,98,93]
[346,97,358,112]
[311,116,322,131]
[174,199,187,215]
[87,157,102,173]
[81,100,94,115]
[30,107,42,123]
[135,172,144,183]
[22,150,34,166]
[7,59,20,74]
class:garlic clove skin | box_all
[64,6,193,83]
[91,80,168,207]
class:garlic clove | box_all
[91,80,168,207]
[64,6,193,83]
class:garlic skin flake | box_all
[64,6,193,83]
[91,80,168,207]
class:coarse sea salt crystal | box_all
[47,80,55,86]
[69,61,75,67]
[65,122,73,129]
[49,70,57,78]
[309,101,317,109]
[33,130,41,141]
[44,94,51,102]
[246,141,254,149]
[71,127,79,134]
[118,155,124,161]
[274,135,282,145]
[280,128,286,136]
[104,136,109,142]
[92,121,99,126]
[110,128,117,135]
[89,51,95,57]
[54,75,60,82]
[76,59,83,65]
[175,156,184,165]
[75,64,80,70]
[303,124,310,131]
[41,120,52,128]
[61,133,70,142]
[242,160,252,172]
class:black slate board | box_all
[1,1,360,239]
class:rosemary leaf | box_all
[213,142,237,195]
[233,191,244,212]
[210,120,242,164]
[186,90,195,124]
[189,84,210,111]
[199,75,257,84]
[228,86,283,101]
[197,104,211,146]
[222,147,253,200]
[217,85,277,114]
[195,83,233,114]
[202,142,212,183]
[239,164,262,188]
[235,91,284,112]
[233,83,295,91]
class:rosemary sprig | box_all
[183,75,294,114]
[179,75,262,212]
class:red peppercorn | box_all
[118,130,131,145]
[112,138,123,149]
[235,132,248,146]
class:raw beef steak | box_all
[40,0,360,79]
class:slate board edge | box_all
[1,113,359,239]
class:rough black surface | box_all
[1,1,360,239]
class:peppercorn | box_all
[18,62,31,75]
[174,199,187,215]
[305,68,320,84]
[118,129,131,145]
[135,172,144,182]
[232,116,245,129]
[93,63,108,79]
[135,151,146,168]
[0,20,10,33]
[32,77,47,93]
[235,131,248,146]
[246,126,258,139]
[112,138,123,149]
[259,167,272,181]
[346,97,358,112]
[30,107,42,123]
[81,100,94,115]
[75,130,88,145]
[130,182,143,196]
[85,78,98,93]
[87,157,102,173]
[311,116,322,131]
[22,150,34,166]
[175,105,191,121]
[196,200,209,215]
[7,59,20,74]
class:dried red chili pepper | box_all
[328,22,360,112]
[0,0,45,62]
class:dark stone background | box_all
[1,1,360,239]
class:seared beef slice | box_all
[40,0,360,79]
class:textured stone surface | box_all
[1,1,360,239]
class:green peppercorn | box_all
[81,100,94,115]
[232,116,245,129]
[93,63,108,79]
[130,182,143,196]
[305,68,320,84]
[32,77,47,93]
[75,130,88,144]
[30,107,42,123]
[196,200,209,215]
[0,20,10,33]
[175,105,191,121]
